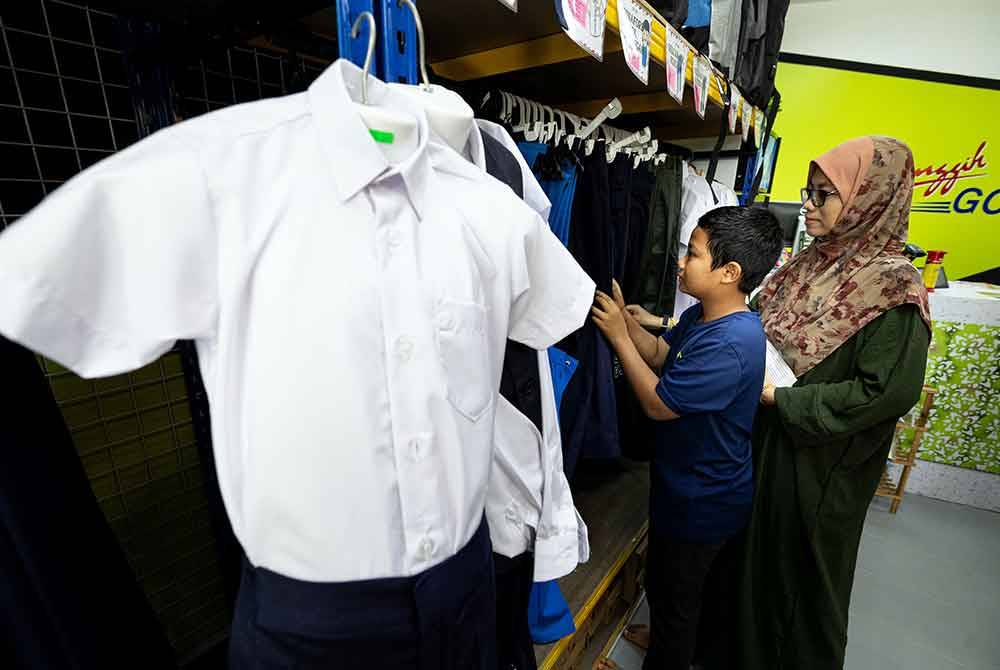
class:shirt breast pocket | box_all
[435,300,492,422]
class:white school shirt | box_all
[461,119,590,580]
[673,174,741,319]
[0,59,594,583]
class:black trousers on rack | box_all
[0,336,174,670]
[229,519,497,670]
[636,157,684,317]
[560,145,619,476]
[608,154,634,284]
[494,552,537,670]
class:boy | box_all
[592,206,784,670]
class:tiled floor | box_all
[603,494,1000,669]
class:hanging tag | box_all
[754,107,765,148]
[618,0,652,85]
[496,0,517,11]
[742,99,752,143]
[559,0,608,62]
[729,86,741,135]
[370,129,395,144]
[693,55,711,119]
[665,27,688,104]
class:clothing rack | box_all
[482,89,687,167]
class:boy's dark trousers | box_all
[643,532,741,670]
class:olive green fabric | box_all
[733,304,930,670]
[636,157,683,315]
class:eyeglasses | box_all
[801,187,839,208]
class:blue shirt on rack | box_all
[651,304,765,543]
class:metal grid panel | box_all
[2,1,332,659]
[175,43,326,119]
[0,0,228,660]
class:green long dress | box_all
[736,304,930,670]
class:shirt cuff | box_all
[532,507,588,582]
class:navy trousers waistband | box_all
[229,519,496,670]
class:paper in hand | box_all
[765,339,797,388]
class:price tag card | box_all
[742,98,753,143]
[693,55,711,119]
[618,0,652,85]
[729,86,741,134]
[665,26,689,104]
[560,0,608,61]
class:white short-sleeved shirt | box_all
[674,174,740,319]
[457,120,590,579]
[0,59,594,583]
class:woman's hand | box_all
[760,384,777,406]
[592,291,630,347]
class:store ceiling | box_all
[77,0,731,140]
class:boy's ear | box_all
[720,261,743,286]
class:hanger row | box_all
[481,90,671,167]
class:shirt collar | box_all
[308,59,432,218]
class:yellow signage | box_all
[771,62,999,279]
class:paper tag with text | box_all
[665,26,688,104]
[618,0,652,85]
[560,0,608,61]
[693,55,711,119]
[742,99,753,143]
[729,86,741,134]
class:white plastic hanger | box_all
[578,98,622,140]
[349,12,419,164]
[524,100,542,141]
[388,0,474,157]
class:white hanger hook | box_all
[397,0,431,92]
[350,12,377,105]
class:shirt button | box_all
[418,536,436,560]
[409,436,427,462]
[395,336,414,362]
[436,311,455,331]
[505,504,520,525]
[387,228,402,249]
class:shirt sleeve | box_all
[775,305,931,447]
[656,341,744,415]
[476,119,553,223]
[508,214,595,349]
[0,131,218,379]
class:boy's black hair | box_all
[697,205,784,294]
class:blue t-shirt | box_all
[651,304,765,543]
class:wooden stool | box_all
[875,385,937,514]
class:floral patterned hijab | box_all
[757,136,931,377]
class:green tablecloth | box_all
[900,282,1000,474]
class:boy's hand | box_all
[611,279,626,309]
[625,303,663,330]
[760,384,777,406]
[592,291,630,346]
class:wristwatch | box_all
[662,316,678,330]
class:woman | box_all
[737,136,931,670]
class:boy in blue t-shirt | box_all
[592,206,783,670]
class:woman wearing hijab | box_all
[735,136,932,670]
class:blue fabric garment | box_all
[685,0,712,28]
[547,347,578,413]
[527,580,576,644]
[517,142,579,247]
[651,304,765,543]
